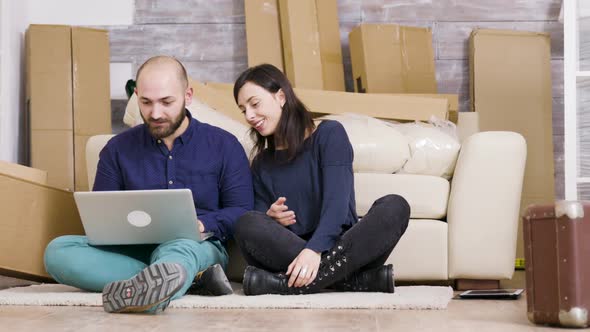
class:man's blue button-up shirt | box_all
[93,111,254,242]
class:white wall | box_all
[0,0,28,164]
[0,0,134,164]
[27,0,134,26]
[110,63,134,100]
[581,1,590,18]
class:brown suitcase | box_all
[523,201,590,328]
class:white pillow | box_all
[318,114,410,173]
[124,93,254,156]
[392,121,460,179]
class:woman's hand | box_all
[286,248,321,288]
[266,197,296,226]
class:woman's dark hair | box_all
[233,64,315,162]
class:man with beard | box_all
[43,56,253,314]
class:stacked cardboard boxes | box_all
[26,25,111,192]
[244,1,456,118]
[27,25,75,191]
[245,0,345,91]
[0,24,111,280]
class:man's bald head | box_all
[134,56,193,140]
[136,56,189,89]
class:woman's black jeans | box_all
[234,194,410,278]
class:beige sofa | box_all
[87,92,526,288]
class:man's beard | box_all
[141,102,186,139]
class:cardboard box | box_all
[278,0,322,89]
[295,88,447,121]
[72,27,112,191]
[0,160,47,185]
[26,25,73,132]
[314,0,345,91]
[26,25,74,190]
[26,25,111,192]
[30,130,74,191]
[456,111,480,143]
[194,80,448,122]
[349,24,437,94]
[75,135,94,191]
[402,94,458,113]
[191,80,250,126]
[0,163,83,280]
[413,94,458,123]
[278,0,344,91]
[469,29,554,260]
[72,28,111,137]
[389,93,459,122]
[245,0,284,70]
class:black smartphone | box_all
[456,289,524,300]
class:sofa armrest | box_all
[86,135,115,190]
[447,131,526,279]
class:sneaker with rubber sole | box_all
[102,262,186,314]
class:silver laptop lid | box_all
[74,189,201,245]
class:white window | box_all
[564,0,590,200]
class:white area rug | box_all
[0,283,453,310]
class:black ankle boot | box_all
[188,264,233,296]
[242,242,351,296]
[242,266,292,295]
[330,264,394,293]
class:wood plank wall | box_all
[104,0,565,198]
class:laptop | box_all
[74,189,206,245]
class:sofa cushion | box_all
[355,173,449,219]
[386,219,448,280]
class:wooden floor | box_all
[0,272,570,331]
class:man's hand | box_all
[197,219,205,233]
[266,197,296,226]
[286,248,321,288]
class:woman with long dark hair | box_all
[233,64,410,295]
